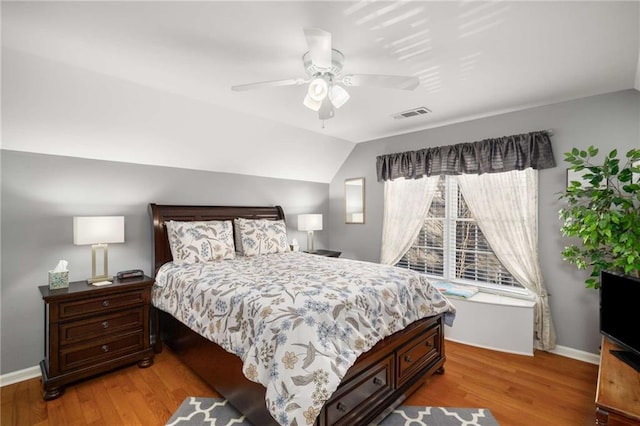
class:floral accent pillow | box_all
[166,220,235,264]
[234,218,290,256]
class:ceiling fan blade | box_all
[303,27,332,69]
[231,78,306,92]
[340,74,420,90]
[318,97,334,120]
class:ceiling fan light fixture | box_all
[329,85,350,109]
[303,93,322,111]
[308,77,329,101]
[231,28,421,125]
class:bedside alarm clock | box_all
[116,269,144,280]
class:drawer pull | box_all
[101,345,109,352]
[102,300,110,307]
[404,355,413,363]
[336,402,348,413]
[102,321,109,329]
[425,341,433,348]
[373,377,383,386]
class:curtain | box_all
[456,168,556,350]
[380,176,440,265]
[377,130,555,181]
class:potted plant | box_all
[559,146,640,288]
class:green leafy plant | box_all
[559,146,640,288]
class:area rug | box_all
[166,397,499,426]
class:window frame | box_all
[402,175,534,299]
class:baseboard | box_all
[549,344,600,365]
[446,338,601,365]
[0,365,41,387]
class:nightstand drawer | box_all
[59,331,144,373]
[60,308,145,345]
[58,290,147,320]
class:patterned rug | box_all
[166,397,499,426]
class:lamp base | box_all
[87,275,113,284]
[89,244,112,284]
[307,231,315,253]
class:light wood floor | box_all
[1,340,599,425]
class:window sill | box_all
[430,275,536,302]
[454,291,536,308]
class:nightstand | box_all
[38,276,155,400]
[304,249,342,258]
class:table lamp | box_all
[73,216,124,283]
[297,214,322,253]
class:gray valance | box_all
[376,130,556,181]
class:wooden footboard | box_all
[156,309,446,426]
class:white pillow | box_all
[166,220,235,264]
[234,218,289,257]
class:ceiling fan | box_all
[231,27,420,121]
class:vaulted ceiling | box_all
[2,1,639,182]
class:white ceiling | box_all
[3,1,639,145]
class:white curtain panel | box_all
[380,176,440,266]
[457,168,557,350]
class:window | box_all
[396,175,523,291]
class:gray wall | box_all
[0,150,329,374]
[329,89,640,355]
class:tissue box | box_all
[49,271,69,289]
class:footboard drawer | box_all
[397,323,440,386]
[324,354,394,425]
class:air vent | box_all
[392,107,432,120]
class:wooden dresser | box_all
[595,337,640,425]
[39,276,154,400]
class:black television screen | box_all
[600,270,640,371]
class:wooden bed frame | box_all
[149,203,447,426]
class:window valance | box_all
[376,130,555,181]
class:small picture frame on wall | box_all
[345,177,365,224]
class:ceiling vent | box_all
[392,107,431,120]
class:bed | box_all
[149,203,455,426]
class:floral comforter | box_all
[152,252,455,426]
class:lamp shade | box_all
[73,216,125,245]
[298,214,323,232]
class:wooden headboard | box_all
[149,203,286,275]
